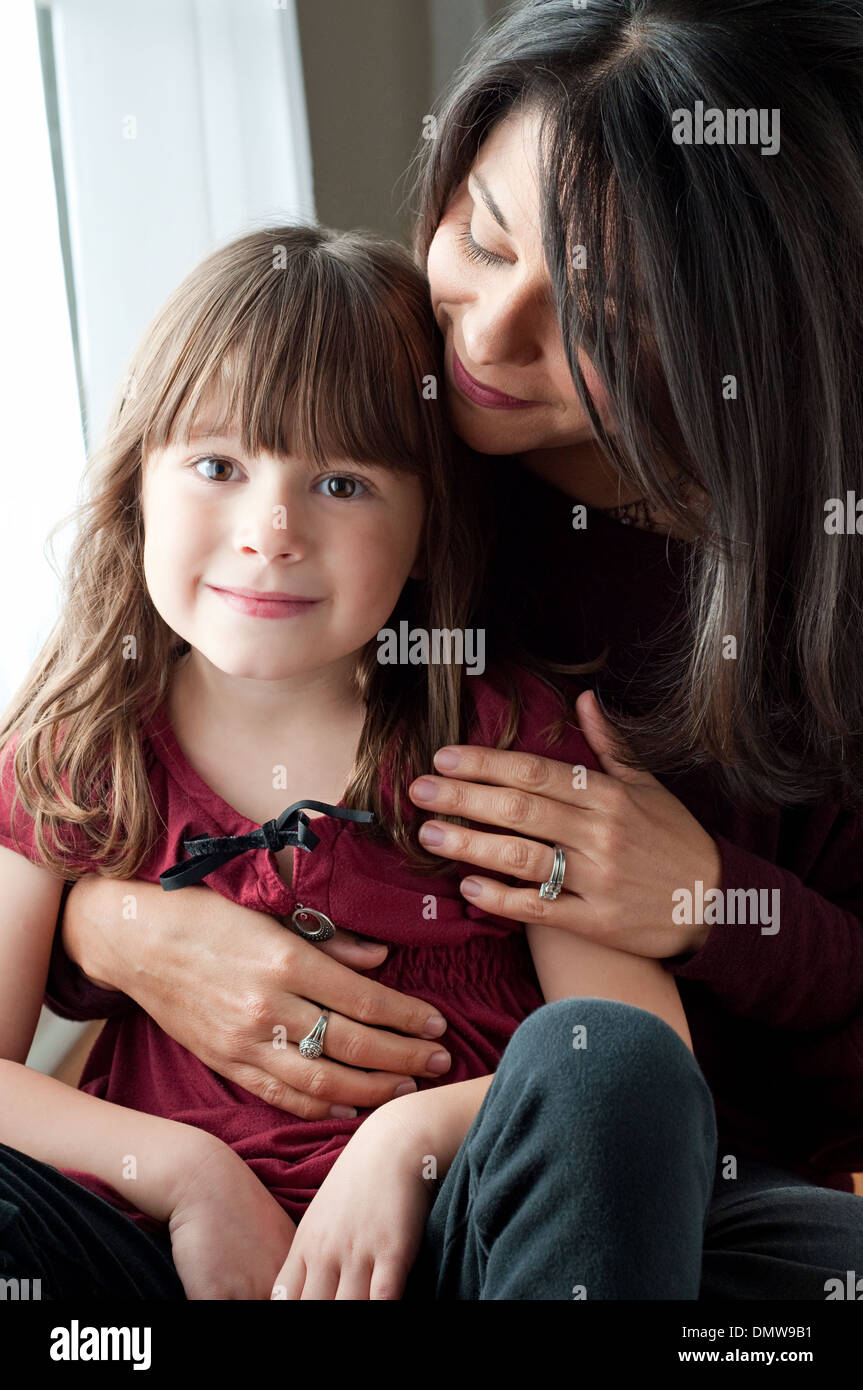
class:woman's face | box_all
[427,105,614,462]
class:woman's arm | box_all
[666,829,863,1031]
[52,874,456,1118]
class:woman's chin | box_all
[446,400,549,457]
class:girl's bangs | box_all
[143,241,432,474]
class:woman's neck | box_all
[519,438,639,509]
[519,439,694,539]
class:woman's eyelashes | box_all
[457,217,510,269]
[189,456,372,499]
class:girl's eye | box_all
[457,218,510,268]
[314,475,369,500]
[193,456,240,482]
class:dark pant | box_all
[403,999,863,1299]
[2,999,862,1300]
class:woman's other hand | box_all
[409,689,721,960]
[60,875,452,1118]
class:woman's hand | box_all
[270,1108,436,1300]
[409,689,721,960]
[60,877,452,1118]
[169,1142,297,1300]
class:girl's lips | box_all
[209,586,321,620]
[451,347,544,410]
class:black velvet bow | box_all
[159,800,374,891]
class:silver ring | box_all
[299,1007,329,1059]
[290,904,336,943]
[539,844,566,901]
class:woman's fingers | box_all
[226,1048,415,1120]
[416,820,583,893]
[279,932,449,1046]
[316,928,390,969]
[428,745,615,806]
[410,770,578,845]
[448,873,590,927]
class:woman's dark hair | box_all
[409,0,863,809]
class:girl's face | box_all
[141,419,425,684]
[427,104,614,459]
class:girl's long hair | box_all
[0,225,595,880]
[408,0,863,809]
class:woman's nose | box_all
[460,286,545,369]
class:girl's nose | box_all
[236,495,310,562]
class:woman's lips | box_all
[451,347,543,410]
[208,586,322,620]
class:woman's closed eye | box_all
[457,218,511,269]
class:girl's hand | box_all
[59,876,452,1118]
[409,689,722,960]
[169,1143,297,1300]
[270,1110,436,1300]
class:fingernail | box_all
[357,938,387,951]
[433,748,461,771]
[393,1081,417,1098]
[460,877,482,898]
[411,778,438,803]
[418,823,446,846]
[427,1050,451,1075]
[423,1014,447,1037]
[329,1105,357,1119]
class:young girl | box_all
[0,224,691,1301]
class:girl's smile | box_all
[206,585,324,620]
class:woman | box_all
[45,0,863,1297]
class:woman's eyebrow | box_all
[468,171,511,235]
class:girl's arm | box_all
[0,843,299,1299]
[524,918,693,1050]
[0,844,228,1218]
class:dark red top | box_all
[40,467,863,1199]
[7,667,600,1230]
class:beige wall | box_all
[295,0,509,245]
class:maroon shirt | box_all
[43,466,863,1197]
[8,667,599,1230]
